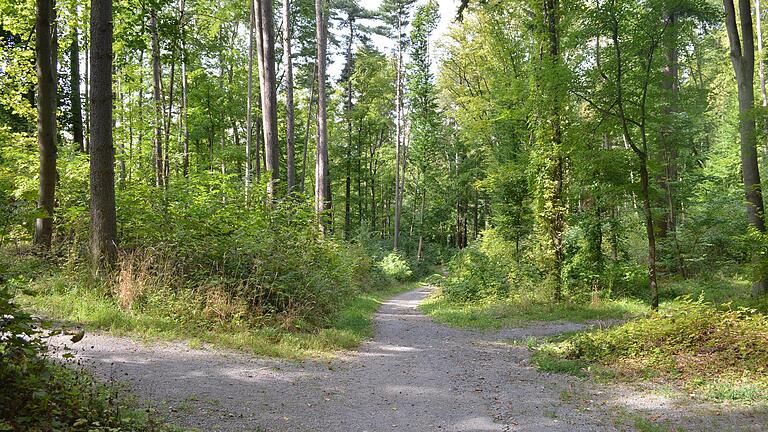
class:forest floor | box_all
[49,285,767,432]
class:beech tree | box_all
[724,0,768,296]
[34,0,57,250]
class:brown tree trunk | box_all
[393,14,403,250]
[34,0,57,250]
[180,0,189,177]
[150,10,164,188]
[315,0,331,233]
[301,63,316,194]
[70,19,84,153]
[725,0,768,296]
[89,0,117,269]
[283,0,295,192]
[255,0,279,197]
[246,0,255,194]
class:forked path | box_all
[54,286,765,431]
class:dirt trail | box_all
[52,285,766,431]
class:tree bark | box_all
[150,10,165,188]
[246,0,255,196]
[393,13,404,250]
[70,20,84,152]
[724,0,768,296]
[283,0,295,192]
[315,0,331,233]
[301,63,316,194]
[34,0,57,250]
[89,0,117,269]
[180,0,189,177]
[255,0,280,197]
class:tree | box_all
[256,0,280,197]
[69,5,84,153]
[531,0,567,301]
[315,0,331,232]
[407,0,440,260]
[34,0,57,250]
[379,0,417,250]
[724,0,768,296]
[89,0,117,269]
[283,0,295,192]
[150,8,165,188]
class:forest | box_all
[2,0,768,430]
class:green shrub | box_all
[441,228,537,302]
[534,297,768,399]
[0,280,168,431]
[377,252,413,282]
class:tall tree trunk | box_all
[393,14,404,250]
[246,0,255,196]
[255,0,280,197]
[542,0,565,301]
[758,0,768,108]
[180,0,189,177]
[283,0,295,192]
[344,20,355,240]
[301,63,316,194]
[164,52,176,182]
[150,10,165,188]
[34,0,57,250]
[70,20,84,152]
[724,0,768,296]
[315,0,331,232]
[84,13,90,153]
[89,0,117,269]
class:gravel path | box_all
[51,285,766,431]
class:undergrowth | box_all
[1,273,174,431]
[532,297,768,403]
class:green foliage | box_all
[0,262,170,431]
[534,297,768,402]
[377,251,413,282]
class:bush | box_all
[377,252,413,282]
[535,297,768,385]
[0,281,167,431]
[441,229,539,302]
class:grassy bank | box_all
[419,285,649,329]
[19,271,416,360]
[531,297,768,404]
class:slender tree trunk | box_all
[315,0,331,233]
[165,52,176,182]
[758,0,768,108]
[70,21,84,152]
[255,0,280,197]
[301,63,316,194]
[344,21,355,239]
[246,0,255,196]
[283,0,295,192]
[180,0,189,177]
[117,78,126,189]
[393,14,403,250]
[34,0,57,250]
[150,10,164,188]
[84,13,90,153]
[89,0,117,270]
[724,0,768,296]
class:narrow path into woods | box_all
[53,286,765,431]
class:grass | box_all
[419,288,649,329]
[530,297,768,404]
[18,271,417,360]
